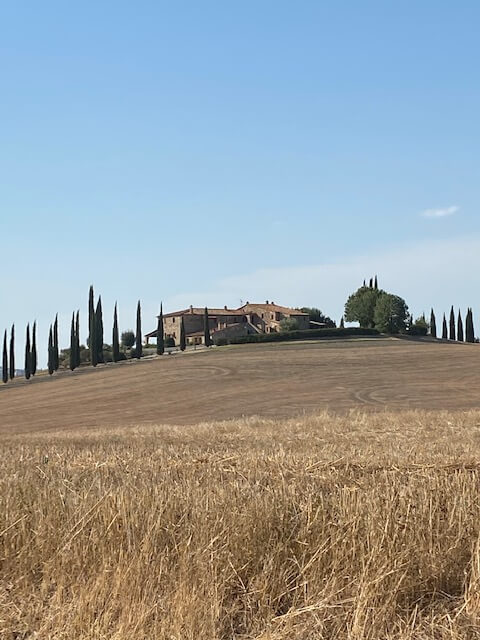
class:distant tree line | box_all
[1,276,477,385]
[344,276,476,341]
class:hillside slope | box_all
[0,338,479,434]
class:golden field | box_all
[2,411,480,639]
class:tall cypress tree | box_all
[135,300,142,359]
[430,309,437,338]
[70,312,76,371]
[457,310,464,342]
[340,316,345,328]
[466,308,476,343]
[89,286,97,367]
[75,311,81,367]
[31,320,37,376]
[112,303,120,362]
[96,297,104,364]
[442,314,448,340]
[180,316,186,351]
[2,330,7,384]
[203,307,212,347]
[53,314,59,370]
[374,275,378,290]
[9,325,15,380]
[156,303,164,355]
[24,324,31,380]
[48,325,54,375]
[369,277,373,288]
[449,306,456,341]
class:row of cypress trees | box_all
[2,289,215,385]
[2,323,38,383]
[430,307,475,342]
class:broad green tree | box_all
[279,317,299,332]
[373,293,409,334]
[300,307,335,327]
[344,286,382,328]
[121,330,135,349]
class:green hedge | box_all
[226,327,380,345]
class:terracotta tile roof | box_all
[161,307,244,318]
[238,303,309,316]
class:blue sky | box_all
[1,1,480,364]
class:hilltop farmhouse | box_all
[145,302,310,346]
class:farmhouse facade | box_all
[145,302,310,346]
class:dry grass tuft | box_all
[2,410,480,638]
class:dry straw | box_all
[1,410,480,638]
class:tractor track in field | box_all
[0,338,479,434]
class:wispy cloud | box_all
[421,205,460,219]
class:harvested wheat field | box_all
[0,338,480,433]
[2,411,480,638]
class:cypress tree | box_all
[70,312,76,371]
[369,277,373,288]
[9,325,15,380]
[48,325,54,375]
[466,308,476,343]
[374,275,378,290]
[75,311,81,367]
[203,307,212,347]
[457,310,464,342]
[363,279,366,287]
[24,324,31,380]
[89,286,97,367]
[442,314,448,340]
[156,304,164,355]
[180,316,186,351]
[31,320,37,376]
[2,330,7,384]
[449,306,456,341]
[340,316,345,328]
[112,303,120,362]
[430,309,437,338]
[135,300,142,359]
[96,297,104,364]
[53,314,59,370]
